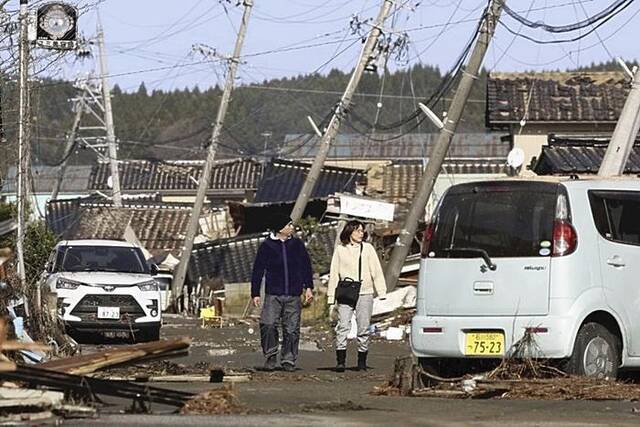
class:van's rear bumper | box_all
[411,314,575,359]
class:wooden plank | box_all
[0,341,50,352]
[38,337,191,375]
[0,361,17,372]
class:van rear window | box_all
[429,181,559,258]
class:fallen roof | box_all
[486,72,629,127]
[188,223,338,283]
[63,204,192,252]
[367,159,508,205]
[253,159,365,203]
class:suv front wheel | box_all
[566,322,619,379]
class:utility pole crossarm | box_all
[598,67,640,177]
[290,0,395,222]
[383,0,504,292]
[171,0,254,309]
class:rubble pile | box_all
[180,387,246,415]
[375,355,640,401]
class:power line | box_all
[502,0,634,33]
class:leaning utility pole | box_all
[97,21,122,207]
[598,66,640,176]
[171,0,253,308]
[16,0,30,306]
[51,96,84,200]
[384,0,504,292]
[290,0,395,221]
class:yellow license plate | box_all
[464,332,505,356]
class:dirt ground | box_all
[66,314,640,426]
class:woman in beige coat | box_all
[328,220,387,372]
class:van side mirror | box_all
[44,262,53,273]
[149,264,159,276]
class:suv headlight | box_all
[138,280,158,292]
[56,278,82,290]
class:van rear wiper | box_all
[441,247,497,271]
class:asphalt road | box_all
[65,314,640,426]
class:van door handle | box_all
[607,256,626,268]
[473,281,494,295]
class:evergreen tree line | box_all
[2,59,631,168]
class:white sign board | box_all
[339,194,395,222]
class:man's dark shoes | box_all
[282,363,296,372]
[356,351,368,371]
[335,349,346,372]
[263,355,277,371]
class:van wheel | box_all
[566,323,619,379]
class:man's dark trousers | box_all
[260,294,301,367]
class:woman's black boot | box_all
[336,350,346,372]
[357,351,368,371]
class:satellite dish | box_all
[507,147,525,169]
[107,175,113,189]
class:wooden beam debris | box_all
[0,365,195,409]
[38,337,191,375]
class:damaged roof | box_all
[46,194,167,236]
[188,224,338,283]
[534,137,640,175]
[367,159,509,205]
[88,158,261,194]
[282,133,508,159]
[62,204,192,253]
[254,159,365,203]
[486,72,629,127]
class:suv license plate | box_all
[464,332,504,356]
[97,306,120,320]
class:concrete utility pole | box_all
[171,0,253,308]
[383,0,504,292]
[97,21,122,207]
[16,0,30,305]
[598,66,640,176]
[290,0,395,221]
[51,96,84,200]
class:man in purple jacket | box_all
[251,213,314,372]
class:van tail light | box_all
[552,192,577,257]
[420,222,435,258]
[552,220,577,257]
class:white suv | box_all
[43,240,162,342]
[411,178,640,379]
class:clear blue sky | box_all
[61,0,640,93]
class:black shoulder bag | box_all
[335,244,362,307]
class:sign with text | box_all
[338,194,395,222]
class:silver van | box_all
[411,178,640,379]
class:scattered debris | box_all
[0,365,195,410]
[372,286,416,317]
[208,348,236,357]
[180,387,246,415]
[298,400,370,413]
[38,337,191,375]
[375,354,640,401]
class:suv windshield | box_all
[429,181,559,258]
[58,245,148,274]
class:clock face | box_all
[39,5,73,39]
